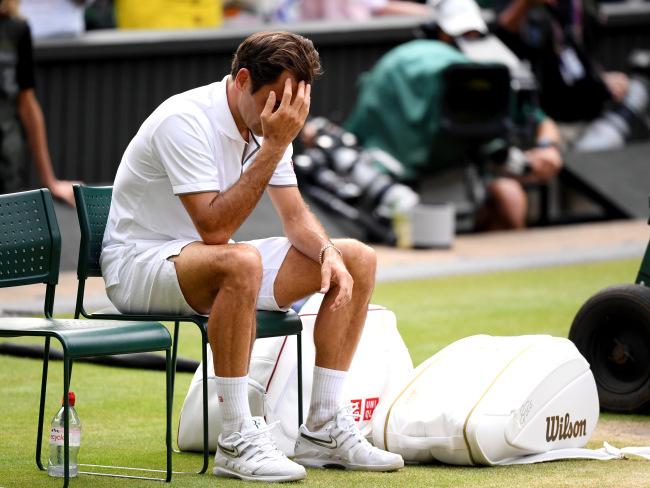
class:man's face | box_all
[237,69,299,137]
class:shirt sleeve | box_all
[269,144,298,187]
[150,113,221,195]
[17,21,36,90]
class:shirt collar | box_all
[213,74,247,143]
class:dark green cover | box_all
[345,40,471,181]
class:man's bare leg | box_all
[476,178,528,231]
[274,238,377,429]
[172,241,262,376]
[171,241,262,435]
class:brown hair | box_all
[231,31,322,93]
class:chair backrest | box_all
[0,189,61,316]
[74,185,112,280]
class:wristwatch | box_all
[536,138,562,150]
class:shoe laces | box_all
[237,421,285,463]
[330,405,375,454]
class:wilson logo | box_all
[545,413,587,442]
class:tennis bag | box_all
[372,334,618,465]
[177,294,413,454]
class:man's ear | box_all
[234,68,251,92]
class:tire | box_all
[569,284,650,413]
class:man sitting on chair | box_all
[100,31,403,482]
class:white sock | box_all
[306,366,347,431]
[216,376,251,437]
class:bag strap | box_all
[492,441,650,465]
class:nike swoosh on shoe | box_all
[217,441,240,457]
[301,432,338,449]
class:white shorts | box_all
[105,237,293,315]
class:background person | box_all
[0,0,76,205]
[345,0,562,230]
[101,31,404,482]
[492,0,629,122]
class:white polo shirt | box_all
[101,75,297,288]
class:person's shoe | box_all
[213,416,307,482]
[293,405,404,471]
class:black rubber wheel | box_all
[569,284,650,413]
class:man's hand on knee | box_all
[320,247,353,311]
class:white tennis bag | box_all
[372,334,620,465]
[177,294,413,455]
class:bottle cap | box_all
[61,391,76,407]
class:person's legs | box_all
[275,239,403,470]
[172,242,262,435]
[172,241,307,481]
[275,238,376,368]
[476,178,527,231]
[275,239,402,471]
[172,241,262,376]
[273,239,377,431]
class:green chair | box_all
[0,189,173,487]
[73,184,304,473]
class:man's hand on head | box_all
[260,79,311,151]
[319,248,353,311]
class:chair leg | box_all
[36,337,51,471]
[171,322,182,455]
[165,349,173,483]
[63,357,72,488]
[297,332,303,427]
[170,322,180,395]
[200,327,209,474]
[171,320,209,474]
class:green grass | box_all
[1,258,649,487]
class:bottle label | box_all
[50,427,81,446]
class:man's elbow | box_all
[194,222,231,246]
[199,229,231,246]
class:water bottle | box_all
[48,391,82,477]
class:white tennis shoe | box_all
[213,416,307,482]
[293,405,404,471]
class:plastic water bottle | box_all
[47,391,82,477]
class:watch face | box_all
[537,138,559,149]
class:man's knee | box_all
[217,244,263,293]
[336,239,377,285]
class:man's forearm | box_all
[195,143,286,244]
[186,77,311,244]
[284,206,332,263]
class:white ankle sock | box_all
[306,366,347,431]
[216,376,251,436]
